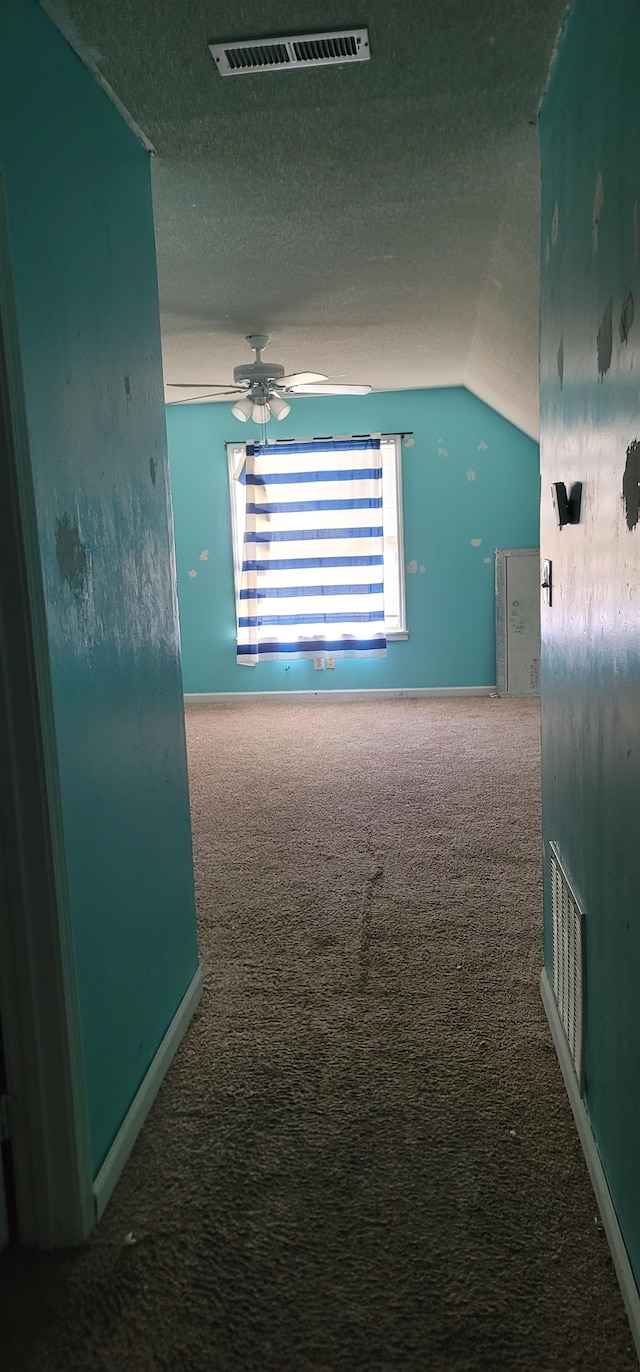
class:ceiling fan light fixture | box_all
[269,395,291,420]
[231,395,253,421]
[183,338,372,420]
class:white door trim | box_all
[0,169,94,1246]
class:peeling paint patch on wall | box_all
[199,549,210,561]
[55,512,87,596]
[470,538,483,547]
[406,559,418,574]
[477,441,488,451]
[622,440,640,530]
[597,297,613,377]
[619,290,634,344]
[187,568,198,579]
[592,170,604,250]
[466,469,476,481]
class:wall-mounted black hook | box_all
[551,481,582,527]
[568,481,582,523]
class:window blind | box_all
[235,437,387,664]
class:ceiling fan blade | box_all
[166,382,245,390]
[278,371,328,387]
[166,391,238,405]
[287,383,373,396]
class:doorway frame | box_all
[0,169,94,1247]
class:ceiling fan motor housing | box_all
[233,360,285,387]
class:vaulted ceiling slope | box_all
[43,1,568,437]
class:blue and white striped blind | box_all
[235,437,387,664]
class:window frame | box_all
[380,434,407,639]
[226,433,408,640]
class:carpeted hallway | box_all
[1,697,636,1370]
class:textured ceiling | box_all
[43,0,569,437]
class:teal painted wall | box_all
[540,0,640,1282]
[167,388,539,693]
[0,1,198,1172]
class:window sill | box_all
[386,630,409,641]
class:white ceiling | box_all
[43,0,569,438]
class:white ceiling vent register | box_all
[550,842,585,1089]
[209,30,370,76]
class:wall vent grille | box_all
[550,842,584,1087]
[209,30,370,76]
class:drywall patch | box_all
[557,335,564,388]
[466,469,476,481]
[407,559,418,574]
[477,441,488,451]
[597,298,613,378]
[187,569,198,579]
[620,290,635,344]
[470,538,482,547]
[484,557,492,564]
[592,171,604,251]
[55,513,87,596]
[622,440,640,530]
[199,549,210,561]
[149,456,157,486]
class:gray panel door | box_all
[496,549,541,696]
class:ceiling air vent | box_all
[209,29,370,76]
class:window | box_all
[227,434,406,644]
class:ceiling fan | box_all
[166,334,372,422]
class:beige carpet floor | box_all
[1,697,637,1370]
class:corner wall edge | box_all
[93,965,203,1222]
[540,967,640,1361]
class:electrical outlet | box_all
[326,657,335,669]
[314,657,325,670]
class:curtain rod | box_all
[245,432,414,442]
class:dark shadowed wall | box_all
[0,0,198,1173]
[540,0,640,1283]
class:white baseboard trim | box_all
[540,968,640,1360]
[93,964,203,1223]
[185,686,496,703]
